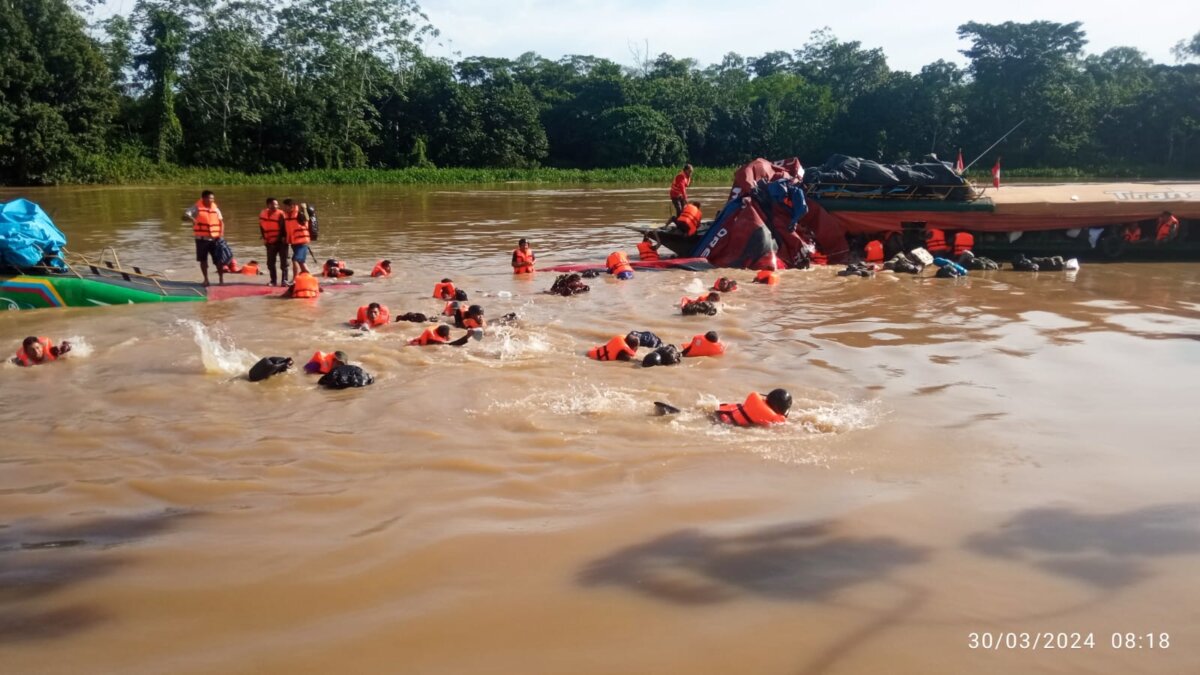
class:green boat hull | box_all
[0,273,206,310]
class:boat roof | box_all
[987,182,1200,219]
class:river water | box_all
[2,184,1200,674]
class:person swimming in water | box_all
[409,324,482,346]
[349,302,390,329]
[305,350,348,374]
[13,336,72,367]
[654,388,792,426]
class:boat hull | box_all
[0,274,205,310]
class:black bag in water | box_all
[318,364,374,389]
[248,356,293,382]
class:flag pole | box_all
[963,119,1026,173]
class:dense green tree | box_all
[958,20,1095,166]
[0,0,117,183]
[593,106,684,167]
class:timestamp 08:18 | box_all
[967,632,1171,650]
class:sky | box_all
[414,0,1200,72]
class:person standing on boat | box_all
[283,199,312,279]
[259,197,288,286]
[670,164,693,216]
[1155,211,1180,244]
[184,190,225,286]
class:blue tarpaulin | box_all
[0,199,67,268]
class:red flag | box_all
[992,158,1001,189]
[954,149,964,174]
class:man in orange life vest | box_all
[512,238,535,274]
[371,260,392,277]
[349,302,390,329]
[183,190,225,286]
[668,201,703,236]
[606,251,634,280]
[259,197,288,286]
[670,164,693,216]
[409,324,480,346]
[681,331,725,357]
[305,350,347,374]
[1156,211,1180,244]
[280,271,322,298]
[654,388,792,426]
[588,334,639,361]
[283,198,312,279]
[13,336,71,367]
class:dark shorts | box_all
[195,238,217,263]
[616,270,634,280]
[292,244,310,263]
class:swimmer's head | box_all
[467,304,483,316]
[642,351,663,368]
[625,335,639,351]
[454,289,468,301]
[706,292,721,302]
[704,331,719,343]
[332,351,348,367]
[435,325,451,339]
[766,389,792,416]
[21,336,44,360]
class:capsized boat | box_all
[635,158,1200,266]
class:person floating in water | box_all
[587,334,639,361]
[453,304,486,329]
[409,324,481,346]
[548,273,590,296]
[669,163,693,216]
[637,234,661,262]
[752,270,779,285]
[305,350,347,374]
[512,238,535,274]
[606,251,634,280]
[681,331,725,357]
[349,302,390,329]
[680,291,720,309]
[371,260,392,278]
[322,259,354,278]
[641,344,682,368]
[433,278,458,300]
[13,336,71,367]
[712,277,738,293]
[183,189,226,287]
[281,271,322,298]
[653,388,792,426]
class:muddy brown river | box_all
[2,184,1199,674]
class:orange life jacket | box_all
[682,335,725,357]
[810,251,828,265]
[1156,215,1179,242]
[637,241,660,262]
[715,392,787,427]
[322,260,348,278]
[512,248,535,274]
[351,305,390,327]
[1122,223,1142,243]
[676,204,702,236]
[461,314,484,329]
[220,258,243,274]
[679,294,715,308]
[433,281,457,299]
[587,335,636,361]
[292,272,319,299]
[307,351,338,374]
[670,171,690,199]
[192,199,223,239]
[285,207,310,245]
[864,240,884,263]
[754,270,779,285]
[240,262,259,275]
[14,336,56,367]
[442,301,459,316]
[410,327,448,346]
[370,261,390,277]
[606,251,633,277]
[259,208,285,244]
[925,228,949,253]
[952,232,974,255]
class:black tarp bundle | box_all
[804,155,973,200]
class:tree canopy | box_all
[2,3,1199,185]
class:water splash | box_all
[490,383,641,416]
[180,319,258,375]
[62,335,94,358]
